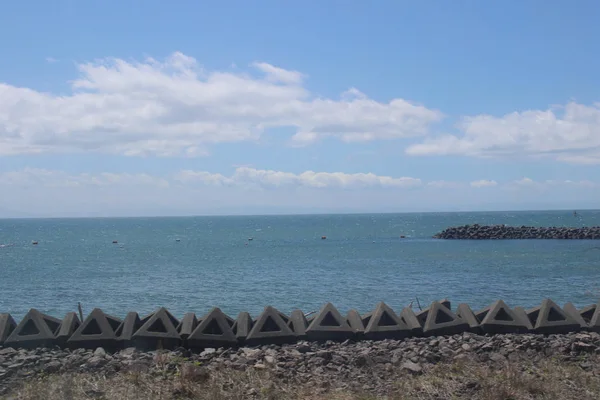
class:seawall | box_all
[1,298,600,351]
[434,224,600,239]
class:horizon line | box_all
[0,207,596,220]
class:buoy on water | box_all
[248,237,253,241]
[32,241,38,245]
[321,236,327,240]
[175,239,181,242]
[112,240,118,244]
[400,235,406,239]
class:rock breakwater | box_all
[433,224,600,240]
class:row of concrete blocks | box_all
[1,299,599,350]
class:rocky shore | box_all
[3,332,600,399]
[433,224,600,240]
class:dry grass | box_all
[6,356,600,400]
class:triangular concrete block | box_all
[233,312,252,342]
[399,307,422,335]
[116,312,141,343]
[56,312,81,345]
[477,300,530,333]
[133,307,181,349]
[587,303,600,332]
[177,313,198,340]
[346,309,365,334]
[0,314,17,345]
[580,304,596,323]
[423,301,469,336]
[416,299,452,325]
[306,303,353,341]
[5,309,61,348]
[531,299,580,334]
[246,306,295,345]
[188,308,236,348]
[563,302,589,330]
[513,307,534,331]
[364,302,411,340]
[289,309,308,338]
[456,303,481,333]
[68,308,122,349]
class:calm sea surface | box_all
[2,211,600,320]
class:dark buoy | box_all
[175,238,181,242]
[400,235,406,239]
[248,237,253,241]
[112,240,118,244]
[32,241,38,245]
[321,236,327,240]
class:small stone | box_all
[489,353,506,363]
[0,348,16,356]
[573,342,595,352]
[241,348,262,358]
[462,344,471,352]
[87,356,107,368]
[253,363,266,370]
[200,348,216,357]
[296,343,311,353]
[43,361,62,373]
[401,361,422,374]
[264,356,275,364]
[93,347,106,358]
[353,354,369,367]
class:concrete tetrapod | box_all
[133,308,181,350]
[422,301,469,337]
[5,309,61,349]
[306,303,354,341]
[526,299,581,334]
[563,303,589,330]
[289,309,308,339]
[513,307,535,331]
[0,314,17,345]
[233,312,252,343]
[116,312,142,347]
[68,308,122,350]
[475,300,531,334]
[416,299,452,326]
[245,306,296,345]
[363,302,412,340]
[56,312,81,346]
[177,313,198,341]
[346,309,365,338]
[456,303,481,333]
[583,303,600,333]
[399,307,423,335]
[187,308,237,349]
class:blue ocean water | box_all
[1,211,600,321]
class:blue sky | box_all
[1,1,599,217]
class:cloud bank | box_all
[0,52,441,157]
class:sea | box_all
[1,210,600,321]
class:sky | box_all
[1,0,600,217]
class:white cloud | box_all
[470,179,497,188]
[174,167,423,189]
[406,102,600,164]
[0,168,170,188]
[0,52,442,156]
[427,180,465,189]
[511,177,598,188]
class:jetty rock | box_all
[433,224,600,240]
